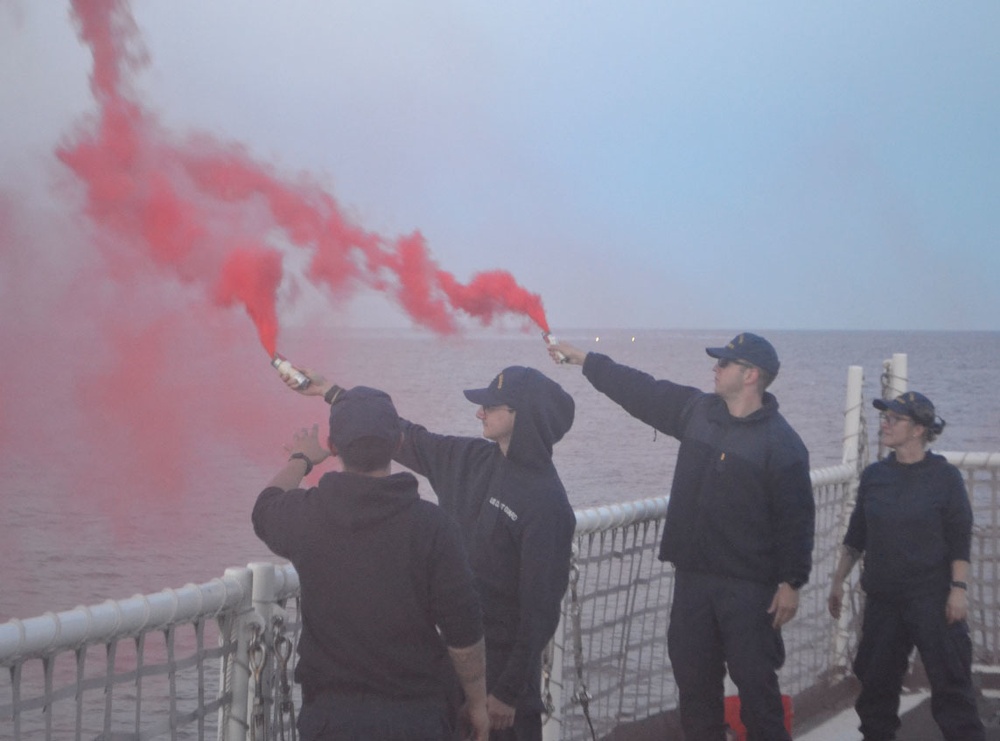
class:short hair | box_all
[756,368,776,391]
[338,435,396,473]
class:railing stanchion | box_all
[542,609,566,741]
[831,365,866,678]
[221,566,254,741]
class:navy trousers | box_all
[667,571,790,741]
[486,710,542,741]
[853,591,984,741]
[297,692,451,741]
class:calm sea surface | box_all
[2,329,998,622]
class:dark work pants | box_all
[487,710,542,741]
[297,692,451,741]
[853,591,984,741]
[667,571,790,741]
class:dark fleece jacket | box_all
[253,470,482,701]
[583,352,814,588]
[845,451,973,597]
[394,367,576,709]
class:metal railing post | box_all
[542,612,566,741]
[878,353,907,460]
[248,562,278,738]
[842,365,864,470]
[220,566,254,741]
[830,365,865,675]
[887,353,908,398]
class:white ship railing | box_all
[0,564,300,741]
[2,356,998,741]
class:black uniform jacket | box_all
[844,451,973,597]
[394,374,575,709]
[583,352,814,588]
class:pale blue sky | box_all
[2,1,998,331]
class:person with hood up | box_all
[282,366,576,741]
[253,386,489,741]
[547,332,814,741]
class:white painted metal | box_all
[0,573,248,663]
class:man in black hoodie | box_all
[284,367,576,741]
[253,386,489,741]
[548,333,814,741]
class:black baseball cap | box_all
[873,391,939,428]
[464,366,540,409]
[328,386,401,450]
[706,332,780,376]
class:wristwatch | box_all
[785,578,805,590]
[950,580,968,590]
[289,452,314,476]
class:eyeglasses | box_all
[717,358,753,370]
[879,412,910,426]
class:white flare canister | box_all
[271,354,311,390]
[543,332,568,363]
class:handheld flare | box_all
[543,332,568,364]
[271,353,311,390]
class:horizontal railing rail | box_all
[0,575,250,664]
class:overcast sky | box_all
[2,1,998,331]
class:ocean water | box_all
[2,329,998,623]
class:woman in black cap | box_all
[828,392,984,740]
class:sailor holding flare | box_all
[546,332,813,741]
[273,353,576,741]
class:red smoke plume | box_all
[0,0,558,614]
[61,0,550,360]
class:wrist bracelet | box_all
[950,580,967,590]
[324,384,344,405]
[289,452,313,476]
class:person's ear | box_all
[328,437,339,457]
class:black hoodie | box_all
[394,367,576,709]
[253,470,483,702]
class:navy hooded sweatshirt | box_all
[844,451,973,598]
[253,470,483,702]
[394,367,576,709]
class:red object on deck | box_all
[723,695,793,740]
